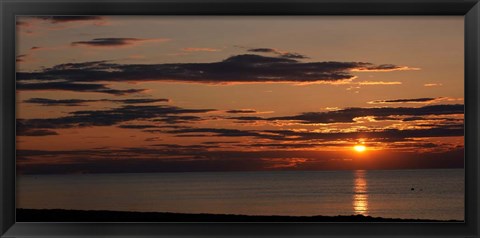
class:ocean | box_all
[16,169,464,221]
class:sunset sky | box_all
[16,16,464,174]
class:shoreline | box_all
[16,209,461,222]
[17,168,465,176]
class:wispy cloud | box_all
[16,54,28,63]
[71,38,169,48]
[424,83,443,87]
[356,81,402,85]
[351,65,420,72]
[247,47,309,59]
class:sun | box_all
[353,145,366,152]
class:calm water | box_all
[17,169,464,221]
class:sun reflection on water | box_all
[353,170,369,215]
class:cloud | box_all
[71,38,169,47]
[17,81,146,95]
[17,105,216,134]
[151,143,215,149]
[424,83,443,87]
[369,97,436,104]
[112,98,170,104]
[247,48,277,53]
[118,124,159,129]
[367,97,455,104]
[27,46,62,52]
[24,98,96,106]
[17,129,58,137]
[279,53,309,59]
[351,64,420,72]
[225,109,258,114]
[247,48,309,59]
[202,141,239,145]
[182,48,220,52]
[23,98,170,106]
[16,54,28,63]
[261,126,464,141]
[166,128,260,137]
[267,104,464,124]
[18,102,463,143]
[230,116,266,122]
[34,16,105,23]
[17,54,417,86]
[356,81,402,85]
[164,124,463,142]
[145,137,162,142]
[152,115,204,124]
[17,46,63,64]
[325,81,403,87]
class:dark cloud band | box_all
[226,109,258,114]
[267,104,464,124]
[17,54,415,85]
[24,98,170,106]
[17,105,215,136]
[368,97,443,104]
[71,38,151,47]
[17,81,146,95]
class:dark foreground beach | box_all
[16,209,460,222]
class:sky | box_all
[15,16,464,174]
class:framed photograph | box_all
[1,0,479,237]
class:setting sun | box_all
[354,145,367,152]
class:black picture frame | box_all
[1,0,479,237]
